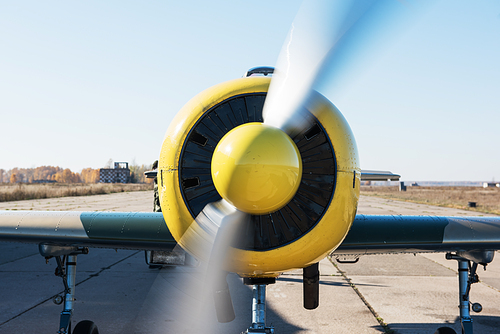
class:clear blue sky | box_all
[1,1,499,181]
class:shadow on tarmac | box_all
[129,265,305,334]
[384,315,500,334]
[278,275,390,288]
[0,246,305,334]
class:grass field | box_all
[0,183,153,202]
[361,186,500,215]
[3,183,498,216]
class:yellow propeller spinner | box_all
[211,123,302,215]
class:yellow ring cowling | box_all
[159,76,360,277]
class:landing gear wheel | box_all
[471,302,482,313]
[434,327,457,334]
[73,320,99,334]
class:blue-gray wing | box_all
[3,212,500,256]
[0,211,175,250]
[360,170,400,181]
[335,215,500,256]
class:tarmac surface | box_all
[1,191,500,333]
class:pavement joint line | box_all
[328,256,394,334]
[0,250,141,328]
[0,252,39,267]
[424,255,500,292]
[479,281,500,293]
[426,258,457,274]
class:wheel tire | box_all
[434,327,457,334]
[73,320,99,334]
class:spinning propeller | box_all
[155,0,427,331]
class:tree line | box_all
[0,164,153,184]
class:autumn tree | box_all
[53,168,81,183]
[129,164,153,183]
[80,168,100,183]
[10,174,17,183]
[9,168,19,183]
[33,166,62,181]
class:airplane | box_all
[1,2,500,334]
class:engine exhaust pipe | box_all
[213,273,235,323]
[303,262,319,309]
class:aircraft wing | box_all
[2,211,500,257]
[0,211,175,251]
[360,170,401,181]
[335,214,500,256]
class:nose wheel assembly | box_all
[239,263,319,334]
[241,278,276,334]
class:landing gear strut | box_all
[39,244,99,334]
[56,253,79,334]
[242,278,275,334]
[441,250,495,334]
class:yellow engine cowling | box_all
[159,76,360,278]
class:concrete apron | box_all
[0,192,499,333]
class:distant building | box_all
[99,162,130,183]
[483,182,500,188]
[399,181,406,191]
